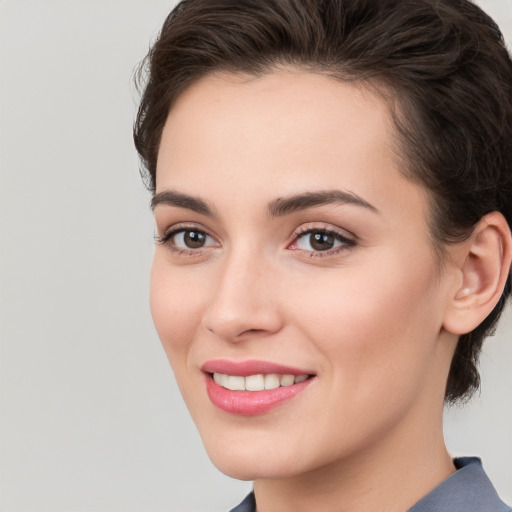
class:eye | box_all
[289,228,355,255]
[157,227,218,253]
[173,229,214,249]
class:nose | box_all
[202,249,284,343]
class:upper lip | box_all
[201,359,313,377]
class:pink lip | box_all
[201,359,312,377]
[201,359,315,416]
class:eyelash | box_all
[155,224,217,256]
[289,226,356,258]
[155,224,356,258]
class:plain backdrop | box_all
[0,1,511,511]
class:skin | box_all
[150,70,508,512]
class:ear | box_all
[443,212,512,335]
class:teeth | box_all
[280,374,295,387]
[226,375,245,391]
[212,373,309,391]
[213,372,227,387]
[245,374,265,391]
[264,374,280,390]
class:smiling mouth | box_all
[212,372,310,391]
[205,372,315,415]
[202,360,316,414]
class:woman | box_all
[134,0,512,510]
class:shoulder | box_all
[229,491,256,512]
[228,458,510,512]
[408,457,511,512]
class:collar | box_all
[408,457,510,512]
[229,457,510,512]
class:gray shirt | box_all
[229,457,511,512]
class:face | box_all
[151,70,458,480]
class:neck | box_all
[253,405,455,512]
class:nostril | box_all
[202,291,284,343]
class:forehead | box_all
[159,71,393,177]
[161,70,395,145]
[156,69,430,227]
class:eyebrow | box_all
[151,188,379,217]
[267,190,380,217]
[151,190,214,216]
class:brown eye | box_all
[309,232,335,251]
[292,228,355,254]
[158,228,218,252]
[181,230,207,248]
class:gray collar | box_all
[409,457,510,512]
[229,457,510,512]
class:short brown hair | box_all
[134,0,512,403]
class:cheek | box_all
[288,254,442,398]
[149,255,206,367]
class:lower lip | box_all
[205,375,314,416]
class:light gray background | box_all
[0,1,511,511]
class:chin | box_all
[199,428,309,481]
[209,457,261,481]
[207,452,304,481]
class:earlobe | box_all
[443,212,512,335]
